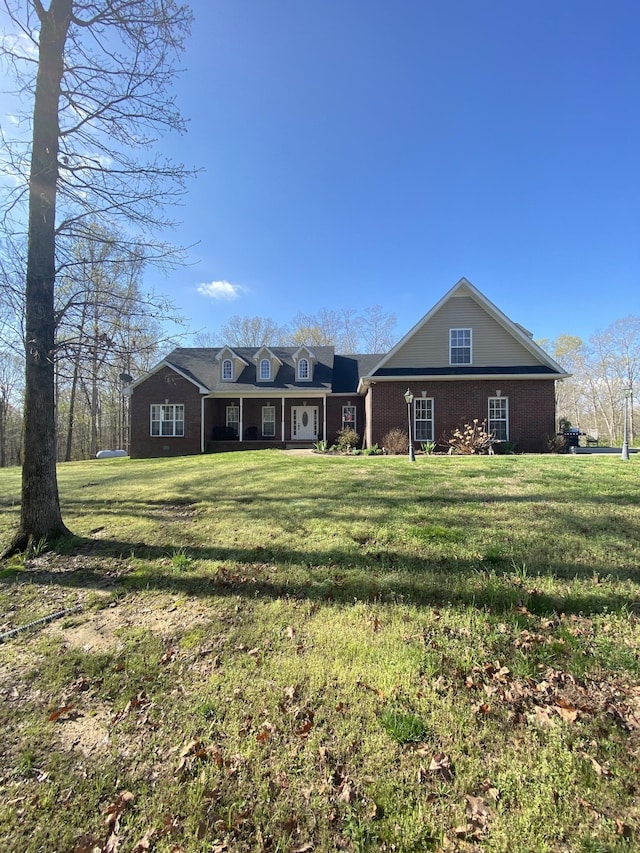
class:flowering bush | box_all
[446,420,496,455]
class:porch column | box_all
[323,395,327,441]
[281,396,286,442]
[239,397,244,442]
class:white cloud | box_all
[197,280,243,301]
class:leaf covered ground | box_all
[0,451,639,852]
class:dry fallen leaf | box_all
[103,832,120,853]
[429,753,454,782]
[295,710,315,738]
[256,722,275,743]
[528,706,555,729]
[554,702,578,723]
[338,781,353,804]
[48,704,75,722]
[104,790,135,833]
[132,828,157,852]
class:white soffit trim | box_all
[359,372,569,384]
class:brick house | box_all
[127,278,568,457]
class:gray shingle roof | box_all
[163,347,340,392]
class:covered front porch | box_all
[204,393,328,451]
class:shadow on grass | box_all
[3,535,638,619]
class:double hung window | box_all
[262,405,276,437]
[450,329,472,365]
[414,398,434,441]
[342,405,356,432]
[226,405,239,436]
[150,404,184,437]
[488,397,508,441]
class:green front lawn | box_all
[0,452,638,852]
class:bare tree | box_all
[289,306,396,353]
[586,317,640,443]
[1,0,194,554]
[359,304,397,353]
[218,315,289,348]
[53,225,184,460]
[0,352,23,467]
[290,309,345,349]
[543,335,588,430]
[198,306,398,353]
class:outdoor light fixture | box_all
[621,386,632,461]
[404,388,415,462]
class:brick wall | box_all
[131,374,557,457]
[130,367,203,458]
[369,379,556,452]
[326,397,366,446]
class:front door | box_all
[292,406,318,440]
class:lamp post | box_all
[404,388,415,462]
[621,386,632,461]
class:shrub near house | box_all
[127,279,568,458]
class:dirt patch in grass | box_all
[146,499,198,523]
[52,706,112,756]
[41,589,215,654]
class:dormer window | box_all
[254,346,281,382]
[292,346,315,382]
[450,329,472,365]
[298,358,310,380]
[222,358,233,381]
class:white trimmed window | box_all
[262,405,276,437]
[488,397,508,442]
[150,404,184,437]
[414,398,434,441]
[342,405,356,432]
[297,357,310,380]
[222,358,233,381]
[226,405,239,436]
[259,358,271,381]
[450,328,472,365]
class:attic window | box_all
[222,358,233,381]
[259,358,271,381]
[297,357,310,380]
[450,329,472,365]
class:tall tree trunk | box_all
[65,357,81,463]
[0,395,6,469]
[5,0,73,554]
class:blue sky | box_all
[5,1,640,350]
